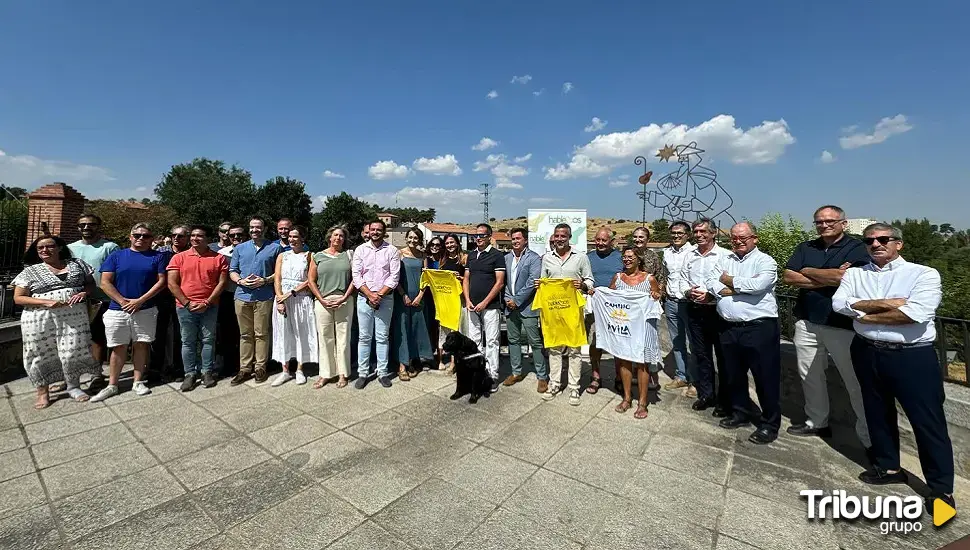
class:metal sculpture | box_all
[635,141,736,228]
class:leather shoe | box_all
[711,407,730,418]
[858,469,907,486]
[786,423,833,438]
[503,374,525,387]
[537,380,549,393]
[230,372,250,386]
[691,397,716,411]
[718,416,751,430]
[748,428,778,445]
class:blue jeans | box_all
[176,306,218,376]
[357,294,394,378]
[506,311,547,380]
[665,299,691,382]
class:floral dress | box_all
[13,260,101,386]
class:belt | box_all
[859,336,934,350]
[724,318,774,328]
[668,298,691,303]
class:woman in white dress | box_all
[270,226,318,386]
[608,247,662,420]
[13,236,102,409]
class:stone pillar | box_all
[25,183,87,248]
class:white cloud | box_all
[608,178,630,188]
[544,114,796,180]
[514,153,532,163]
[471,137,499,151]
[368,160,410,180]
[0,148,116,197]
[533,89,545,97]
[491,161,528,179]
[495,178,523,189]
[562,82,574,94]
[359,186,483,218]
[530,197,560,205]
[486,90,499,100]
[473,154,505,172]
[322,170,346,179]
[584,117,607,133]
[839,114,912,150]
[544,154,611,180]
[412,154,462,176]
[135,186,149,193]
[510,75,532,85]
[819,150,836,164]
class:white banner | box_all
[589,287,653,363]
[526,209,587,255]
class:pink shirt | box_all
[352,240,402,292]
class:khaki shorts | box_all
[103,307,159,347]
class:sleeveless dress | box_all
[391,255,434,366]
[614,273,662,368]
[272,250,318,364]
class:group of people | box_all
[11,204,955,513]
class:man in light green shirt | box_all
[68,213,120,379]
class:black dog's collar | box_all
[462,352,484,360]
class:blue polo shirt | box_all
[587,249,623,288]
[99,248,167,310]
[786,236,870,330]
[230,239,282,302]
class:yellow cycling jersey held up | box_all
[533,278,587,348]
[419,269,463,331]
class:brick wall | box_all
[25,183,87,248]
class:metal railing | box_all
[776,293,969,387]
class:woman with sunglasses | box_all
[13,236,102,409]
[435,234,467,372]
[421,237,447,365]
[270,226,318,387]
[391,228,434,380]
[607,247,662,420]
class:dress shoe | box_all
[663,378,688,390]
[254,369,268,383]
[503,374,525,387]
[711,407,730,418]
[230,372,250,386]
[691,397,716,411]
[718,416,751,430]
[202,373,217,388]
[786,423,833,438]
[925,494,956,517]
[858,469,907,486]
[748,428,778,445]
[537,379,549,394]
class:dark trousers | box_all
[216,291,240,375]
[719,318,781,432]
[851,336,954,495]
[687,303,729,409]
[150,292,183,379]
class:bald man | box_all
[585,227,623,393]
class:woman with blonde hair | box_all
[308,225,355,388]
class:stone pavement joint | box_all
[1,356,968,550]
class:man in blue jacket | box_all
[503,228,547,392]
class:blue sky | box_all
[1,1,968,226]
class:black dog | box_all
[442,331,493,404]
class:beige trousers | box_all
[315,296,354,379]
[548,346,583,392]
[235,300,272,374]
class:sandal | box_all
[34,392,51,410]
[67,388,90,402]
[313,376,329,389]
[398,368,411,382]
[634,405,649,420]
[614,399,632,413]
[336,377,348,388]
[586,376,601,394]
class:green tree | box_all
[650,218,670,243]
[256,176,313,231]
[86,199,179,245]
[890,218,946,265]
[755,213,809,286]
[154,158,257,225]
[377,206,436,224]
[0,186,28,200]
[311,192,378,250]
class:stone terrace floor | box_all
[1,358,968,550]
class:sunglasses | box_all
[429,243,441,247]
[863,236,899,246]
[78,223,99,228]
[474,233,490,238]
[132,233,152,240]
[171,233,188,238]
[229,233,245,239]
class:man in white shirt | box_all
[661,220,696,390]
[832,223,954,514]
[683,218,731,414]
[706,221,781,445]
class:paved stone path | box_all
[1,359,967,550]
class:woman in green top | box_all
[308,226,355,388]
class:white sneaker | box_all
[542,385,561,401]
[568,389,581,406]
[132,381,152,396]
[89,384,119,403]
[271,372,293,387]
[295,371,307,385]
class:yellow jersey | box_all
[419,269,464,331]
[533,278,587,348]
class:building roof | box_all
[422,222,474,234]
[377,212,399,218]
[493,231,510,242]
[118,200,149,210]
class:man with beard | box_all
[68,213,120,389]
[229,216,283,384]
